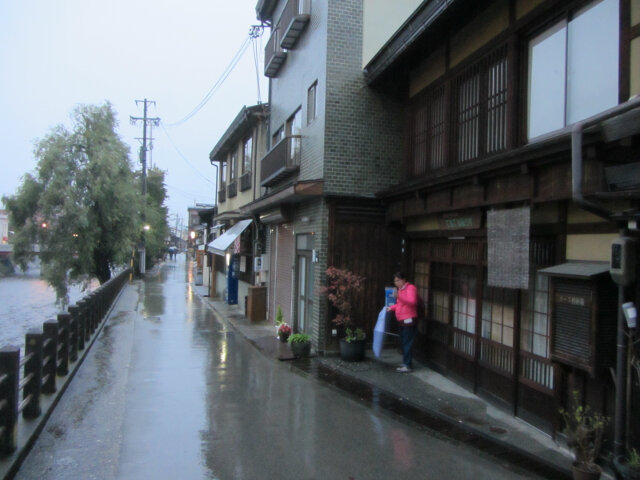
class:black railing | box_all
[260,135,301,187]
[264,27,287,77]
[228,180,238,198]
[279,0,311,50]
[0,268,130,455]
[240,172,252,192]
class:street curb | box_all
[0,280,133,480]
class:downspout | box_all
[571,121,612,220]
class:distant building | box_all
[209,103,270,308]
[0,210,8,244]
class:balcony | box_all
[218,187,226,204]
[261,136,301,187]
[279,0,311,50]
[240,172,252,192]
[227,180,238,198]
[264,28,287,77]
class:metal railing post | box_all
[0,346,19,454]
[23,330,43,418]
[67,305,79,362]
[75,301,86,351]
[42,320,58,394]
[56,313,70,376]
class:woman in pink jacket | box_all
[387,272,418,373]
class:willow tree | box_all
[2,103,140,306]
[141,166,170,267]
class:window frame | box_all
[307,81,317,124]
[525,0,621,140]
[407,43,509,177]
[229,149,238,180]
[242,135,253,175]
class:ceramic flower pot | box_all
[339,338,365,362]
[278,333,290,343]
[571,462,601,480]
[290,341,311,358]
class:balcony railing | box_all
[240,172,252,192]
[279,0,311,50]
[218,186,226,204]
[261,135,301,187]
[264,28,287,77]
[227,180,238,198]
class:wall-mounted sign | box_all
[438,210,482,230]
[555,292,592,308]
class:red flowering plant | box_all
[277,323,292,340]
[320,267,366,343]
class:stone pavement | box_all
[193,285,617,480]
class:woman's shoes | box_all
[396,365,412,373]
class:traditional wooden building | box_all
[208,104,270,313]
[364,0,640,434]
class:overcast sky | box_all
[0,0,268,230]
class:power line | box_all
[159,122,216,187]
[250,25,263,104]
[164,34,253,127]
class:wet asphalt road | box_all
[14,256,548,480]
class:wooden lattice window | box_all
[482,281,516,347]
[452,44,508,165]
[407,43,509,176]
[452,265,477,334]
[430,262,450,324]
[411,85,446,175]
[413,261,430,334]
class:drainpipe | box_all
[570,96,640,459]
[615,257,627,458]
[571,121,611,220]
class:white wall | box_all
[362,0,422,68]
[0,211,8,243]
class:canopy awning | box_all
[539,262,609,279]
[207,219,252,256]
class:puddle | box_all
[292,359,569,480]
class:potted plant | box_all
[288,333,311,357]
[614,448,640,480]
[560,391,609,480]
[274,305,290,342]
[277,323,292,342]
[321,266,366,361]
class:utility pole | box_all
[130,99,160,274]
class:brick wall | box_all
[324,0,404,196]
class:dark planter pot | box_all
[290,341,311,358]
[339,338,366,362]
[613,456,640,480]
[571,462,601,480]
[278,333,289,343]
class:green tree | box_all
[141,166,170,266]
[2,103,140,306]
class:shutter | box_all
[551,280,594,373]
